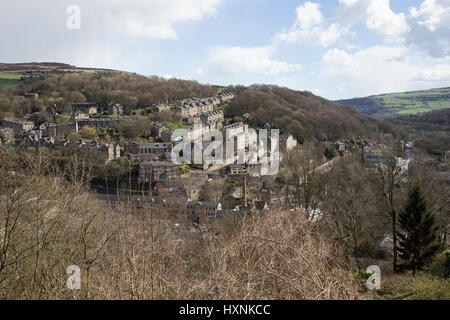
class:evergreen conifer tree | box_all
[397,182,440,276]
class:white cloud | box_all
[365,0,410,41]
[322,46,416,96]
[338,0,410,41]
[336,0,450,57]
[203,46,302,76]
[122,21,178,40]
[322,48,358,68]
[278,0,450,60]
[409,0,450,31]
[321,38,450,98]
[0,0,222,42]
[407,0,450,58]
[412,64,450,81]
[294,1,324,29]
[98,0,222,39]
[0,0,223,74]
[277,0,411,47]
[339,0,359,6]
[276,2,348,47]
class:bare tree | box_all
[369,143,408,273]
[0,148,364,300]
[321,155,377,266]
[282,143,326,212]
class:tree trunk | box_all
[392,210,398,274]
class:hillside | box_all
[0,63,393,143]
[0,62,216,116]
[0,62,117,73]
[395,108,450,127]
[226,85,392,143]
[388,109,450,156]
[336,88,450,118]
[0,62,119,90]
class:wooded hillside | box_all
[226,85,393,143]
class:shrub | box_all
[391,276,450,300]
[430,250,450,279]
[324,147,338,160]
[444,251,450,280]
[80,126,98,140]
[355,239,389,260]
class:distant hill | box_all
[414,108,450,127]
[226,85,392,143]
[336,88,450,118]
[387,108,450,156]
[389,108,450,128]
[0,62,120,89]
[0,62,117,74]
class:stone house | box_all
[0,128,14,142]
[151,104,171,113]
[2,118,35,135]
[139,161,181,183]
[186,116,201,124]
[335,141,346,152]
[73,111,90,121]
[198,101,214,114]
[176,104,200,118]
[72,103,99,115]
[207,97,221,106]
[107,103,124,115]
[24,92,39,100]
[219,92,235,103]
[228,164,248,175]
[150,122,169,139]
[79,141,121,164]
[185,201,222,219]
[280,134,298,152]
[44,122,76,138]
[75,117,124,132]
[96,194,188,214]
[125,141,172,161]
[222,122,248,138]
[201,110,224,124]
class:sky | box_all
[1,0,450,100]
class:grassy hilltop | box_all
[0,62,119,90]
[337,87,450,117]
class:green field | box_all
[166,121,190,130]
[428,100,450,110]
[0,72,23,89]
[338,87,450,117]
[398,107,432,115]
[377,88,450,115]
